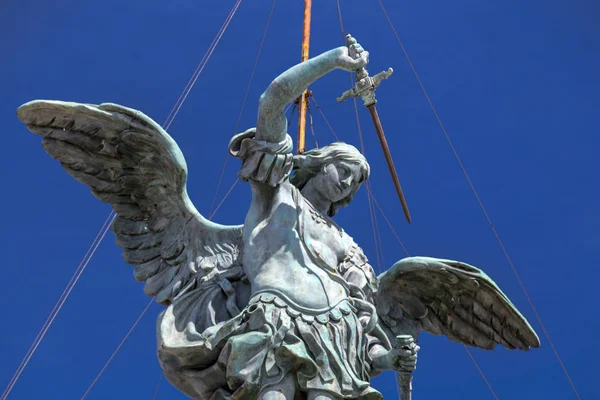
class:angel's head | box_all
[291,142,370,217]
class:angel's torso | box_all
[242,183,350,310]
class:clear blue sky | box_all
[1,0,597,399]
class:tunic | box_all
[157,129,391,399]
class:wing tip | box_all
[17,99,46,123]
[17,99,71,125]
[17,99,102,124]
[529,334,542,349]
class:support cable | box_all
[372,183,386,269]
[78,1,250,396]
[364,185,498,399]
[310,96,340,141]
[209,178,240,220]
[209,0,278,217]
[377,1,580,398]
[78,169,239,399]
[164,0,244,130]
[79,299,154,400]
[353,98,383,273]
[334,0,382,274]
[151,374,163,400]
[307,104,319,148]
[364,188,409,255]
[330,5,499,395]
[0,212,115,400]
[162,1,240,129]
[80,166,239,398]
[0,2,243,398]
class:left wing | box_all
[17,100,246,315]
[376,257,540,351]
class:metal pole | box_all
[297,0,312,154]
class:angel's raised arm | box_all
[228,45,369,192]
[256,45,369,143]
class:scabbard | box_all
[367,104,411,223]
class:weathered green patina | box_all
[17,40,539,400]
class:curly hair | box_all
[290,142,370,217]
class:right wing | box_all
[377,257,540,351]
[17,100,245,309]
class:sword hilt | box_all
[344,34,369,81]
[336,34,393,107]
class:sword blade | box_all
[398,371,413,400]
[367,104,411,223]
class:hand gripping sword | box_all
[337,34,411,223]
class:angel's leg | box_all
[307,390,336,400]
[258,374,296,400]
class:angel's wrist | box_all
[369,345,390,371]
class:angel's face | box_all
[313,160,364,203]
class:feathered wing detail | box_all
[17,100,246,310]
[376,257,540,351]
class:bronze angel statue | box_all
[17,39,539,400]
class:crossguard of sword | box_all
[336,34,412,223]
[336,34,394,107]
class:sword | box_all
[337,34,412,223]
[395,335,415,400]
